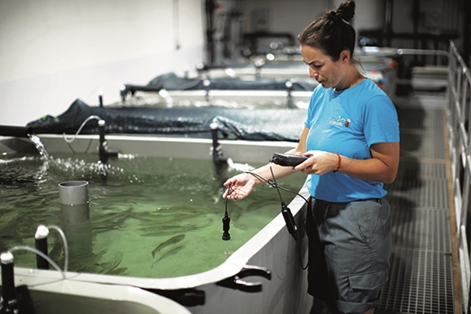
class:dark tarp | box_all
[26,99,306,142]
[146,72,317,91]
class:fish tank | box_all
[0,145,306,279]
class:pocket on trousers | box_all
[348,269,388,290]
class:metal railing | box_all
[446,40,471,313]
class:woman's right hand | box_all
[222,173,258,200]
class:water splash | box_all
[28,134,50,159]
[24,135,130,182]
[227,158,255,173]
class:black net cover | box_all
[146,72,317,91]
[26,99,306,142]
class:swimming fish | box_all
[152,245,185,267]
[151,234,185,258]
[107,267,128,275]
[97,259,121,274]
[47,241,64,261]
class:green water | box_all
[0,153,306,278]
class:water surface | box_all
[0,152,306,278]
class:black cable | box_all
[221,170,309,269]
[268,166,298,240]
[269,167,285,205]
[246,168,309,270]
[244,171,309,204]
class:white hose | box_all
[8,246,65,279]
[47,224,69,274]
[63,115,102,143]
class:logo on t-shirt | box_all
[330,116,351,128]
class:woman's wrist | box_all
[245,171,265,185]
[333,153,341,172]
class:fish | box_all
[97,260,120,274]
[107,267,128,275]
[151,234,185,258]
[91,210,129,224]
[152,245,185,267]
[48,241,64,261]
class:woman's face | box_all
[300,45,347,89]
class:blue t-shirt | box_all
[304,78,400,202]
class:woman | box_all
[223,1,399,313]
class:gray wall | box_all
[234,0,458,48]
[210,0,350,62]
[238,0,386,37]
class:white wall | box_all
[0,0,205,126]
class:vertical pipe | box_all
[59,181,93,264]
[210,122,227,184]
[285,81,294,108]
[204,79,211,105]
[1,252,17,313]
[464,0,471,66]
[412,0,420,50]
[173,0,180,50]
[98,120,107,164]
[210,122,219,150]
[98,93,103,108]
[210,122,224,167]
[59,181,90,224]
[35,225,49,270]
[384,0,394,47]
[205,0,216,65]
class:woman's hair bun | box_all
[335,1,355,24]
[297,0,357,61]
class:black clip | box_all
[216,265,271,293]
